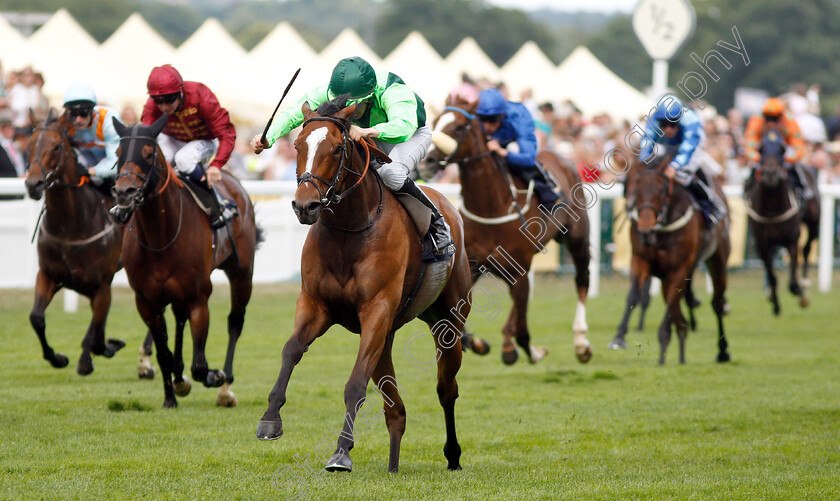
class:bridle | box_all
[431,106,493,167]
[634,169,676,232]
[28,125,88,190]
[296,116,382,232]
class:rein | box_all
[747,187,800,224]
[630,170,695,233]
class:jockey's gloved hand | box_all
[747,161,760,171]
[90,175,103,186]
[674,169,693,186]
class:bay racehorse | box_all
[23,110,126,375]
[256,98,472,474]
[424,96,592,365]
[608,153,731,364]
[111,115,261,407]
[746,130,820,315]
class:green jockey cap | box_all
[328,57,376,103]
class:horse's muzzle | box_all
[291,199,321,225]
[24,178,44,201]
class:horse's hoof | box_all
[773,304,781,316]
[77,358,94,376]
[137,365,155,380]
[716,352,731,363]
[205,370,226,388]
[448,462,462,471]
[216,392,238,408]
[49,353,69,369]
[575,345,593,364]
[173,376,192,397]
[527,345,548,364]
[256,420,283,440]
[799,293,810,308]
[103,338,126,358]
[325,452,352,472]
[501,347,518,365]
[607,338,626,350]
[465,336,491,356]
[216,384,237,407]
[163,397,178,408]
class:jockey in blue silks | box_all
[640,94,726,227]
[476,87,559,208]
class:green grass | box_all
[0,271,838,500]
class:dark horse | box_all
[111,115,260,407]
[424,96,592,365]
[23,110,126,375]
[608,153,731,364]
[610,154,703,348]
[746,131,820,315]
[256,98,473,474]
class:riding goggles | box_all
[68,107,94,119]
[657,118,679,129]
[152,93,180,105]
[478,114,502,124]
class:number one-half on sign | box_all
[632,0,696,61]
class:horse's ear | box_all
[302,101,314,119]
[29,108,40,126]
[149,113,168,137]
[112,116,127,138]
[466,100,478,113]
[337,103,356,121]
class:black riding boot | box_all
[789,163,814,200]
[396,179,455,256]
[687,178,725,227]
[518,166,560,209]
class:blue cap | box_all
[653,94,683,122]
[476,88,506,116]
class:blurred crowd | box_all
[4,59,840,191]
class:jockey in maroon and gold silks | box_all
[140,66,235,170]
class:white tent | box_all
[249,22,321,111]
[444,37,501,84]
[384,31,458,108]
[173,18,263,122]
[545,46,650,123]
[318,28,382,78]
[27,9,143,109]
[101,13,176,110]
[500,41,557,102]
[0,15,44,71]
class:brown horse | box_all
[746,131,820,315]
[256,98,472,474]
[111,115,260,407]
[608,153,731,364]
[424,97,592,365]
[23,110,126,375]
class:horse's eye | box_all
[143,150,155,163]
[53,144,60,152]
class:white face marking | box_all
[434,112,456,132]
[304,127,329,173]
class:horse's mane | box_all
[316,94,351,117]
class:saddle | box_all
[179,175,238,229]
[392,192,451,263]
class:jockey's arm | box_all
[743,116,764,164]
[783,117,806,164]
[504,110,537,168]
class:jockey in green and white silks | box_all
[252,56,454,256]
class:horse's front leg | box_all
[187,301,225,388]
[786,240,803,298]
[610,256,649,350]
[78,283,125,375]
[566,234,592,363]
[661,271,689,365]
[257,295,331,441]
[759,244,780,315]
[29,270,67,368]
[137,330,155,379]
[326,300,396,473]
[171,306,191,396]
[137,300,177,407]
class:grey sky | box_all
[486,0,636,12]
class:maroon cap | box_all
[147,64,183,96]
